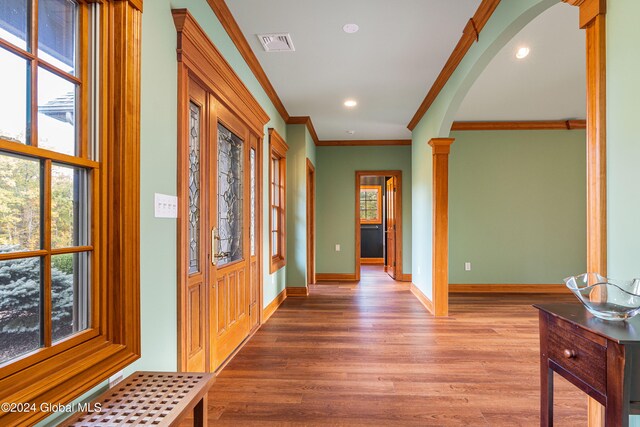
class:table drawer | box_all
[547,320,607,394]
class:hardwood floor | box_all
[197,266,587,425]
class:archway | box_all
[412,0,607,424]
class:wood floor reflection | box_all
[194,266,587,426]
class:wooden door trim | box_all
[253,136,264,329]
[306,159,316,285]
[174,8,269,372]
[173,9,269,136]
[355,170,403,282]
[561,1,607,425]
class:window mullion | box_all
[29,0,38,148]
[36,59,82,85]
[79,5,89,159]
[42,159,52,348]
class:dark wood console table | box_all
[60,371,214,426]
[535,304,640,426]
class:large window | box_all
[0,1,141,424]
[269,129,287,273]
[0,0,93,366]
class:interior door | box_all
[386,177,397,279]
[209,101,252,369]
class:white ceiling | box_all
[226,0,480,140]
[455,2,585,121]
[225,1,585,140]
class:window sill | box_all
[0,338,139,425]
[270,256,286,273]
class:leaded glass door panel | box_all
[215,124,243,266]
[182,78,207,372]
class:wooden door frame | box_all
[251,134,263,328]
[174,9,269,372]
[355,170,404,282]
[306,159,316,285]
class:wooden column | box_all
[563,1,607,426]
[584,10,607,280]
[429,138,454,317]
[585,13,607,426]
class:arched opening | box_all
[448,2,586,306]
[410,0,608,424]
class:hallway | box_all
[201,279,587,425]
[360,264,397,283]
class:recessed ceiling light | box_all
[346,130,356,135]
[344,99,357,108]
[516,47,530,59]
[343,24,359,34]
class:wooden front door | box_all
[386,177,397,279]
[209,102,252,369]
[180,76,258,372]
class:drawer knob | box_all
[563,349,577,359]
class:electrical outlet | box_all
[335,244,341,252]
[154,193,178,218]
[465,262,471,271]
[108,370,124,388]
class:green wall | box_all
[411,0,555,301]
[316,146,412,275]
[285,124,316,288]
[607,0,640,279]
[607,1,640,423]
[449,130,586,284]
[134,0,289,378]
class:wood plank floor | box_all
[200,266,587,426]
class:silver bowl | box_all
[564,273,640,321]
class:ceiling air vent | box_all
[257,33,295,52]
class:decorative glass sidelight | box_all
[216,123,243,266]
[250,148,256,257]
[188,102,200,274]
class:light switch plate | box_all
[154,193,178,218]
[335,244,341,252]
[464,262,471,271]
